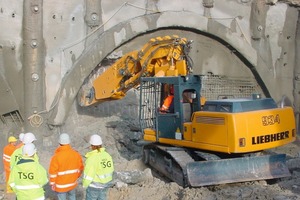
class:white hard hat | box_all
[59,133,70,145]
[22,143,37,157]
[23,132,37,144]
[89,134,102,146]
[19,133,25,142]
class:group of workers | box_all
[2,132,114,200]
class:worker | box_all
[2,136,17,193]
[160,84,174,113]
[8,143,48,200]
[83,134,115,200]
[49,133,84,200]
[10,132,38,169]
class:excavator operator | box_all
[160,85,174,113]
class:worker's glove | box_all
[51,184,55,191]
[159,107,167,113]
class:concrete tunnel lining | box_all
[47,11,267,126]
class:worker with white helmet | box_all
[49,133,84,200]
[83,134,115,200]
[8,143,48,199]
[22,132,37,144]
[10,132,39,169]
[2,136,17,193]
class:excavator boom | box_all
[79,35,192,107]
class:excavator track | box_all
[143,143,291,187]
[143,144,194,187]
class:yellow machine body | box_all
[183,107,296,153]
[144,107,296,154]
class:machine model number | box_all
[261,114,280,126]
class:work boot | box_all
[6,183,13,193]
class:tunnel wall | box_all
[0,0,298,131]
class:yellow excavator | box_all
[79,35,296,187]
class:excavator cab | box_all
[139,75,202,141]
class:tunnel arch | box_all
[47,11,267,126]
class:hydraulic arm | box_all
[79,35,193,107]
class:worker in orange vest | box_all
[49,133,84,200]
[160,84,174,113]
[2,136,17,193]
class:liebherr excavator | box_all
[78,35,296,187]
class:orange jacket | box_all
[161,95,174,111]
[49,144,84,192]
[3,143,17,181]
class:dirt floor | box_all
[3,122,300,200]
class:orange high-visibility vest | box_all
[49,144,84,193]
[161,95,174,111]
[2,143,17,181]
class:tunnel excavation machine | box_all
[78,35,296,187]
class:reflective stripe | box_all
[34,197,45,200]
[14,184,41,190]
[89,183,105,189]
[97,173,113,179]
[49,174,57,178]
[55,182,76,188]
[50,182,55,185]
[3,154,11,159]
[84,175,93,181]
[3,157,10,162]
[3,154,11,162]
[57,169,80,176]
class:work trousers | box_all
[57,189,76,200]
[86,187,108,200]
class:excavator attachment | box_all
[187,154,290,187]
[78,35,193,107]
